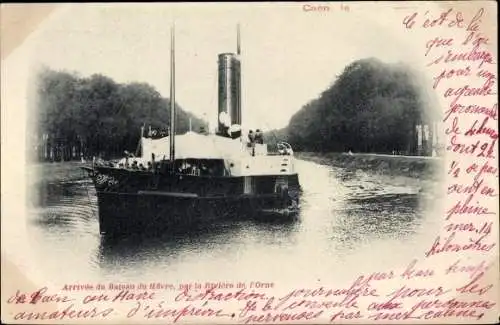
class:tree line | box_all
[33,58,440,163]
[32,67,205,162]
[267,58,441,155]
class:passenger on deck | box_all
[248,130,256,156]
[131,160,139,170]
[147,161,152,171]
[248,130,255,144]
[124,150,135,158]
[190,166,199,176]
[255,129,264,144]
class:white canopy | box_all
[141,131,248,160]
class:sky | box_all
[26,3,426,131]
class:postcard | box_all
[1,2,498,324]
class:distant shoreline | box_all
[28,151,443,184]
[296,152,443,179]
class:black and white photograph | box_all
[2,2,498,324]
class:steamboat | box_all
[82,25,301,235]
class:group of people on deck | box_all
[248,129,264,145]
[118,158,153,171]
[247,129,264,156]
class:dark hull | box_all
[84,166,301,236]
[96,191,297,235]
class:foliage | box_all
[286,58,437,154]
[35,67,205,161]
[34,58,437,161]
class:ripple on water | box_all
[30,179,99,238]
[26,160,441,283]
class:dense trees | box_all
[34,57,439,162]
[281,58,439,154]
[33,67,205,161]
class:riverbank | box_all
[28,161,89,185]
[296,152,443,179]
[30,152,443,183]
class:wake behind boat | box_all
[82,25,301,235]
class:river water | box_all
[26,158,443,288]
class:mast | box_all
[237,23,241,56]
[237,23,241,128]
[169,24,176,166]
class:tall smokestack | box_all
[217,25,242,136]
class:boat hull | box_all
[85,166,301,236]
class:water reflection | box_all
[328,193,421,252]
[98,222,240,266]
[97,218,300,271]
[293,160,428,255]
